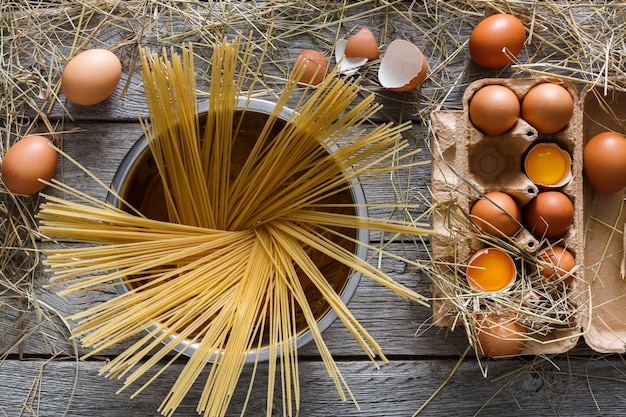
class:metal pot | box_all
[106,98,368,362]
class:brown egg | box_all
[469,85,520,136]
[469,14,526,68]
[294,49,329,86]
[537,245,576,287]
[521,83,574,134]
[378,39,428,92]
[62,49,122,106]
[475,313,527,358]
[523,191,574,238]
[583,131,626,193]
[470,191,521,236]
[1,135,57,195]
[344,27,379,60]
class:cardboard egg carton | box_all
[430,77,587,355]
[580,77,626,353]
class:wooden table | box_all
[2,2,625,416]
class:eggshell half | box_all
[378,39,428,92]
[344,27,379,60]
[335,39,368,75]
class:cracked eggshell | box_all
[344,27,379,60]
[335,39,368,75]
[378,39,428,92]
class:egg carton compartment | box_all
[581,76,626,353]
[430,77,585,356]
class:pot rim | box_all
[106,97,369,363]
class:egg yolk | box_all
[467,248,516,292]
[525,144,571,186]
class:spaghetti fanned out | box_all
[38,38,430,417]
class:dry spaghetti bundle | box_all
[38,38,430,417]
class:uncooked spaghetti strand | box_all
[229,79,357,204]
[258,230,300,417]
[268,240,304,416]
[158,228,271,416]
[283,209,432,236]
[199,228,275,416]
[39,195,230,237]
[43,232,239,267]
[40,179,127,213]
[267,223,384,363]
[70,242,251,341]
[204,37,240,230]
[74,245,246,325]
[107,277,237,377]
[44,231,253,292]
[46,230,253,291]
[141,46,215,228]
[226,84,401,228]
[81,279,235,363]
[107,280,239,383]
[270,230,357,406]
[249,141,421,225]
[40,205,250,244]
[224,64,307,227]
[66,245,250,350]
[276,219,429,307]
[51,241,240,295]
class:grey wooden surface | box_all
[2,2,626,417]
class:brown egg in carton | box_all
[581,76,626,353]
[430,77,586,355]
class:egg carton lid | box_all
[580,76,626,353]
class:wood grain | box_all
[1,355,622,417]
[2,2,625,417]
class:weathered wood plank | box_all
[3,2,626,416]
[1,355,624,417]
